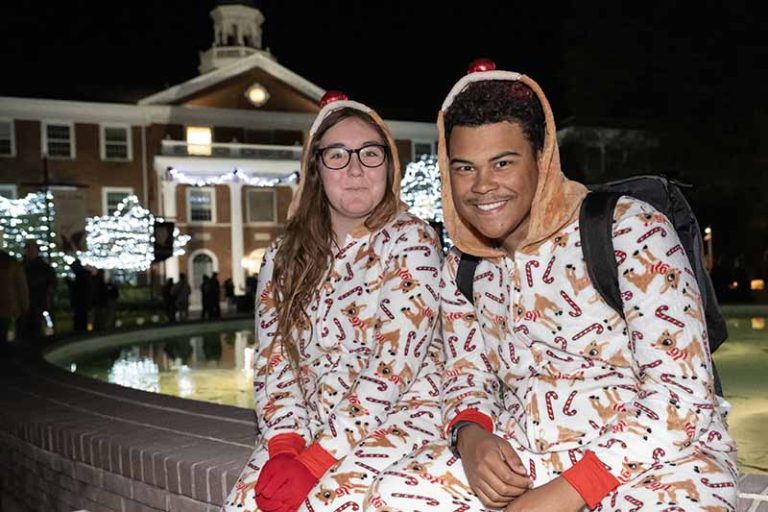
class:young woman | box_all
[223,92,444,512]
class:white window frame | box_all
[0,119,16,157]
[41,120,76,159]
[246,188,278,225]
[411,140,435,161]
[0,184,18,199]
[186,186,217,224]
[102,186,135,216]
[100,124,133,161]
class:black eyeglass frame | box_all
[316,144,389,170]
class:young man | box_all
[368,61,737,511]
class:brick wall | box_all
[0,431,221,512]
[177,67,320,113]
[0,120,146,218]
[0,322,257,512]
[173,184,293,284]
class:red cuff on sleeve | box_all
[562,450,620,509]
[296,442,338,479]
[446,409,494,436]
[267,433,305,458]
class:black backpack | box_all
[456,175,727,393]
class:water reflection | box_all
[714,317,768,474]
[66,329,256,408]
[108,357,159,392]
[61,320,768,474]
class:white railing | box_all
[213,47,258,59]
[161,140,302,160]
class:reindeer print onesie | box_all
[224,212,444,511]
[371,198,738,511]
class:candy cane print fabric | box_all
[370,197,737,511]
[223,212,444,511]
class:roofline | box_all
[0,97,437,140]
[137,52,325,105]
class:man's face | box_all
[448,121,539,253]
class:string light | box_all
[0,192,71,275]
[165,167,299,188]
[77,195,191,271]
[400,155,452,248]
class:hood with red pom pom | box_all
[287,91,403,221]
[438,60,587,257]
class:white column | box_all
[234,330,248,371]
[190,335,204,366]
[162,180,180,282]
[229,181,245,295]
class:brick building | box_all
[0,1,437,305]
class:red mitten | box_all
[257,442,337,511]
[257,456,318,511]
[254,454,295,511]
[254,434,306,511]
[267,433,305,458]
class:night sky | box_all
[0,2,764,182]
[0,0,766,268]
[1,1,762,126]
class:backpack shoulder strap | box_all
[457,252,480,305]
[580,191,625,318]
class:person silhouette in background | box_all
[19,241,56,340]
[0,233,28,346]
[174,273,191,321]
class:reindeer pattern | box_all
[371,430,737,511]
[224,212,444,511]
[389,197,738,510]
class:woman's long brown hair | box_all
[271,108,401,371]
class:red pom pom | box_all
[467,58,497,74]
[320,90,349,107]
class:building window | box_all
[187,187,216,223]
[102,187,134,215]
[0,184,18,199]
[412,140,435,160]
[0,120,15,157]
[43,122,75,159]
[247,189,277,223]
[186,126,212,156]
[101,125,132,161]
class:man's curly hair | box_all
[444,80,545,153]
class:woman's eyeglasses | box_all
[317,144,387,170]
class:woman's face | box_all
[317,116,389,228]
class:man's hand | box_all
[504,476,586,512]
[457,424,532,508]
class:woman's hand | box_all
[255,454,318,512]
[254,453,295,511]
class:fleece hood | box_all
[438,61,587,257]
[287,91,403,223]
